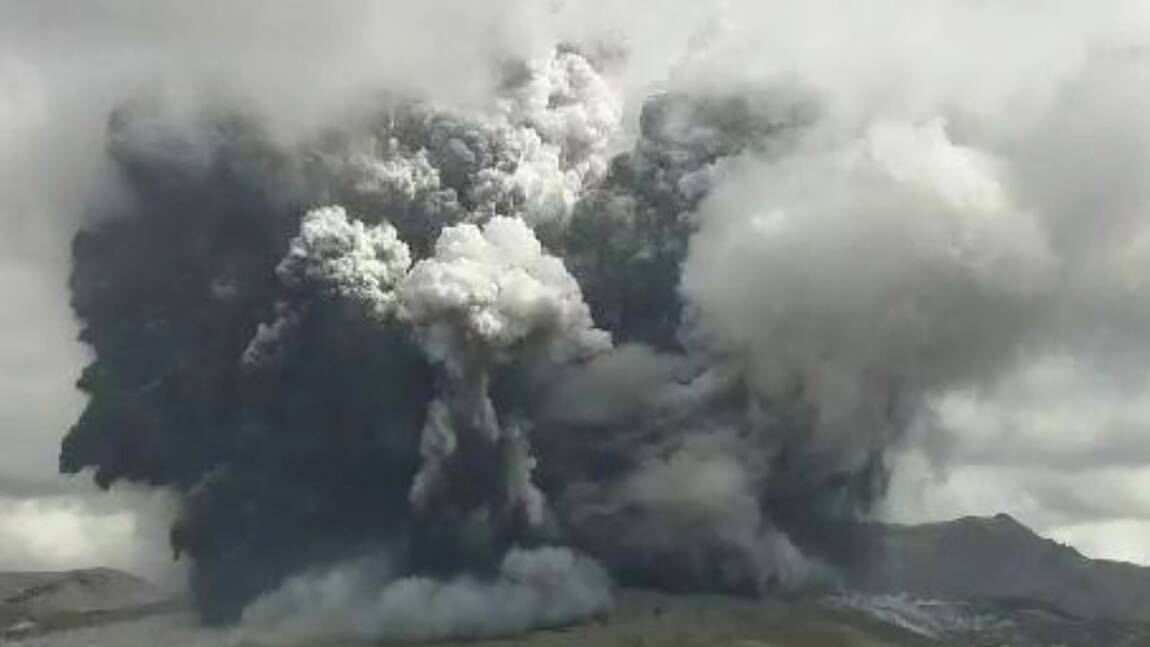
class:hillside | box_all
[818,514,1150,622]
[0,568,174,639]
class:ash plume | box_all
[51,1,1150,641]
[55,50,883,626]
[64,50,629,629]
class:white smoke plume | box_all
[399,215,609,532]
[242,206,411,365]
[680,118,1054,477]
[239,546,610,645]
[401,215,610,366]
[454,50,625,227]
[278,206,412,319]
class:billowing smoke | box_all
[63,50,630,631]
[53,1,1150,641]
[240,546,609,644]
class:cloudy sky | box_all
[3,0,1150,576]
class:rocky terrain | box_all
[3,515,1149,646]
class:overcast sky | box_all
[3,0,1150,575]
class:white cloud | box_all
[0,490,182,586]
[1049,519,1150,566]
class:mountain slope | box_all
[0,568,174,639]
[820,514,1150,622]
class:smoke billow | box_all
[47,0,1150,641]
[63,50,629,631]
[240,546,610,645]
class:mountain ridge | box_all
[807,513,1150,623]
